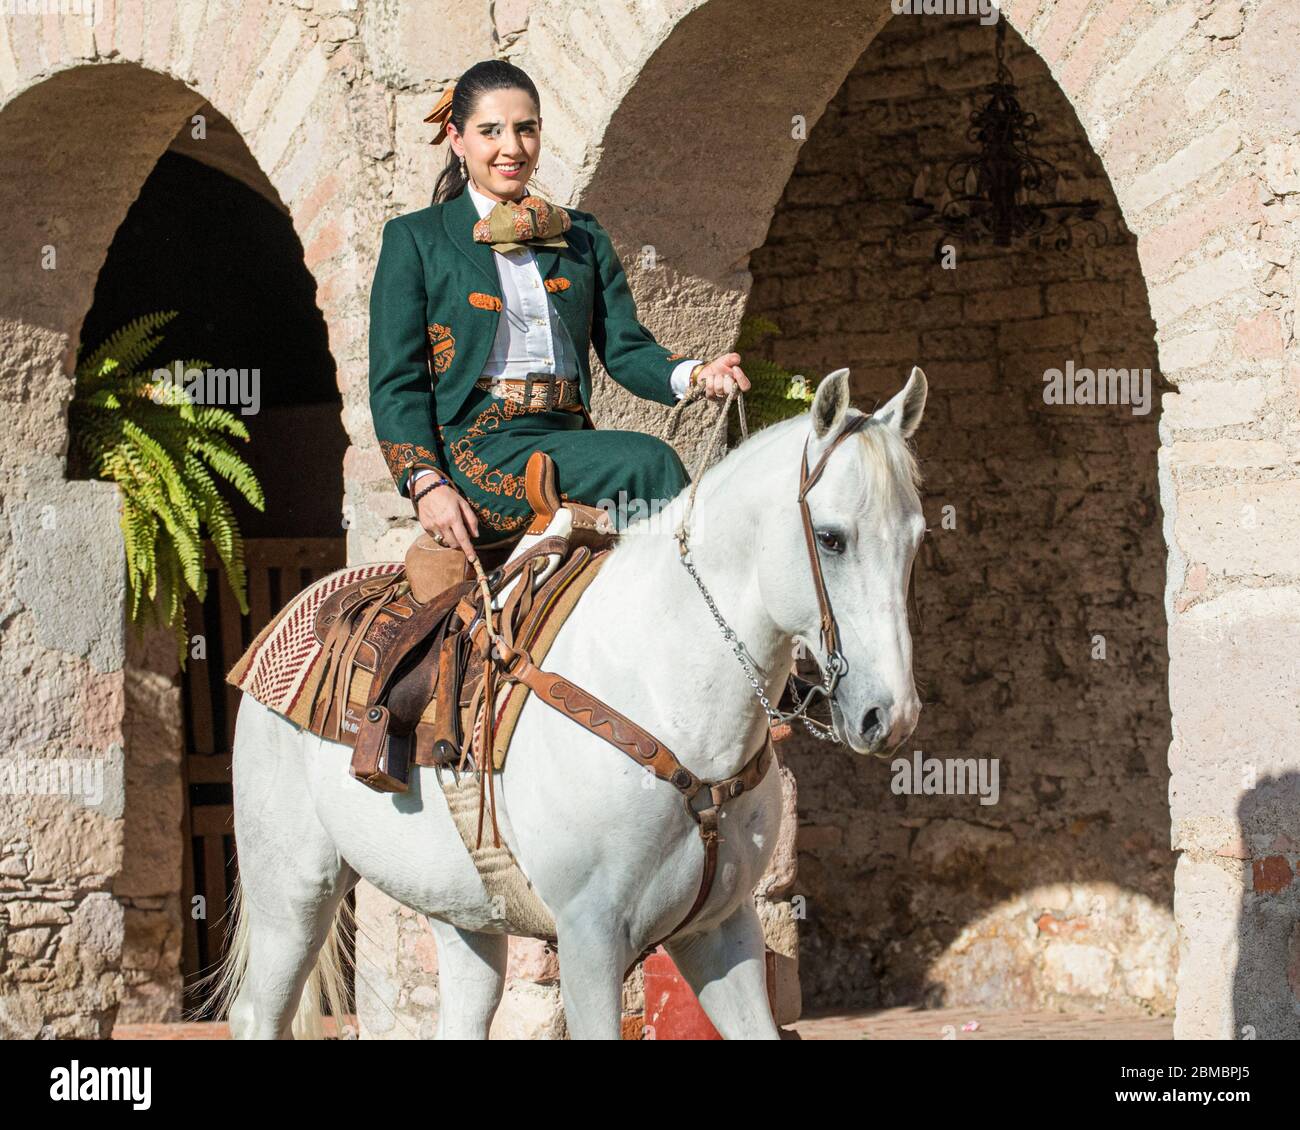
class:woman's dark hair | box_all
[430,60,541,206]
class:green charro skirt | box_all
[433,384,691,547]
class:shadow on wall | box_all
[745,12,1173,1012]
[1233,774,1300,1040]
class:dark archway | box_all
[743,12,1173,1012]
[79,147,345,540]
[0,15,371,1029]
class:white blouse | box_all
[410,183,700,495]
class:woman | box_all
[368,59,749,562]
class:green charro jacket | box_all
[368,185,695,497]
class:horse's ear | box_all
[811,368,851,439]
[874,366,927,439]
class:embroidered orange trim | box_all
[544,277,571,293]
[378,440,443,486]
[469,504,531,533]
[445,400,529,505]
[468,291,502,311]
[666,352,687,361]
[440,399,582,531]
[426,323,455,376]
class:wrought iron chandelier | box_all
[904,17,1109,257]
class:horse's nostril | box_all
[862,707,887,740]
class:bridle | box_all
[674,393,872,744]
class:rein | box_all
[671,387,870,744]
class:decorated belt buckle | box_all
[526,370,558,410]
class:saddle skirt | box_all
[230,450,615,758]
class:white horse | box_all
[210,365,927,1039]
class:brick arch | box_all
[0,2,383,427]
[519,0,1286,1036]
[0,2,384,1035]
[519,0,1262,431]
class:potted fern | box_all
[68,311,265,669]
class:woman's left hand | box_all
[694,352,751,401]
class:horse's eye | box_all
[816,529,844,554]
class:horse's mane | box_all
[692,408,923,512]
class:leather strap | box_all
[491,535,571,592]
[476,375,582,411]
[797,413,871,659]
[798,413,870,503]
[504,656,703,795]
[497,649,775,961]
[365,577,476,709]
[428,631,463,759]
[310,575,406,740]
[630,735,774,974]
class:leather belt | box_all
[476,371,582,411]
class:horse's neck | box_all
[567,428,800,782]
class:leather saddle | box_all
[306,451,617,792]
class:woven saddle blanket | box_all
[226,554,604,773]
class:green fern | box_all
[730,314,816,445]
[69,312,265,670]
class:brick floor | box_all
[115,1008,1171,1040]
[113,1016,357,1039]
[792,1006,1172,1040]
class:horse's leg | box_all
[555,915,634,1040]
[424,919,507,1039]
[662,901,781,1040]
[231,866,355,1039]
[229,699,357,1039]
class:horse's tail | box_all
[195,874,353,1040]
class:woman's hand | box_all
[693,352,751,400]
[416,481,480,562]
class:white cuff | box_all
[670,359,703,400]
[408,468,437,497]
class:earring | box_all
[459,155,466,177]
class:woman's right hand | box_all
[417,482,480,562]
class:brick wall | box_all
[746,12,1175,1012]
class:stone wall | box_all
[0,0,1297,1039]
[0,2,383,1038]
[746,11,1175,1013]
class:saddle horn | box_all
[524,451,563,535]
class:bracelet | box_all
[411,475,452,510]
[687,362,706,391]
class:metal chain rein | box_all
[671,387,843,744]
